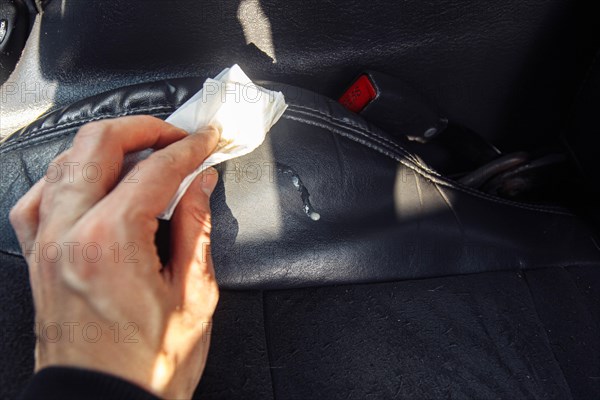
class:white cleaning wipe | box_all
[155,65,287,219]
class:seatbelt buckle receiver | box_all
[338,71,448,143]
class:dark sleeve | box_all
[19,367,162,400]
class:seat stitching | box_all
[0,101,573,215]
[289,104,422,158]
[284,110,573,215]
[288,103,439,174]
[285,112,572,214]
[291,103,408,153]
[0,107,174,154]
[288,104,439,175]
[284,110,571,213]
[288,106,434,172]
[283,113,573,215]
[2,105,174,145]
[0,112,173,154]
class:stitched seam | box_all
[24,105,174,138]
[289,104,422,161]
[283,114,405,163]
[1,105,174,148]
[0,96,571,215]
[288,107,428,169]
[288,104,439,175]
[289,103,439,174]
[283,111,571,214]
[0,109,174,154]
[282,113,572,215]
[291,103,409,153]
[289,104,411,154]
[0,113,172,154]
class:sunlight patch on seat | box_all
[224,143,284,243]
[237,0,277,63]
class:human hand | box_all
[9,116,220,399]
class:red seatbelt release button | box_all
[339,74,378,113]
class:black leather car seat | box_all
[1,79,599,399]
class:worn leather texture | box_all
[1,78,600,399]
[1,0,599,149]
[1,78,600,290]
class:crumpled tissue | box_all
[146,64,287,219]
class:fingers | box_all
[40,116,189,231]
[167,168,219,310]
[103,126,219,220]
[9,178,46,257]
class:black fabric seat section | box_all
[0,79,599,399]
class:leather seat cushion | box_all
[1,78,599,290]
[1,78,599,399]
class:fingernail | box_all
[200,167,219,196]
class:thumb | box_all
[168,167,219,309]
